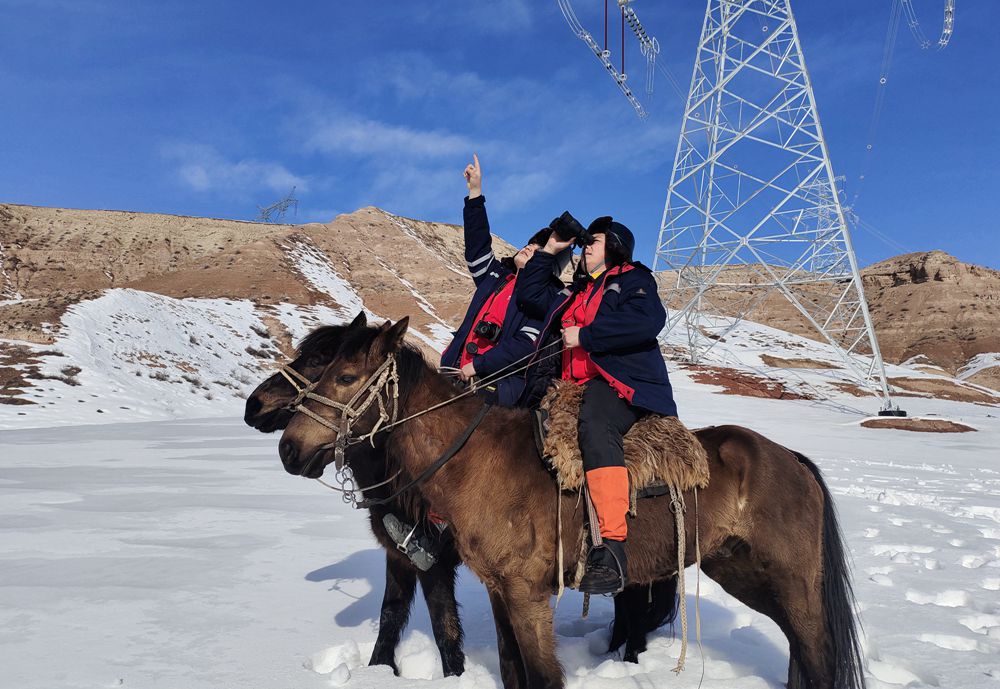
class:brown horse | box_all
[245,314,678,673]
[277,318,865,689]
[244,312,465,676]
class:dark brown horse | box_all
[244,312,465,676]
[245,314,677,674]
[276,318,866,689]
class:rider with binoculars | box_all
[516,210,678,595]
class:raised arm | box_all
[515,233,575,318]
[461,154,497,287]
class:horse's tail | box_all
[792,450,867,689]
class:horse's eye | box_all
[337,375,357,385]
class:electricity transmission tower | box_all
[257,187,299,224]
[653,0,901,413]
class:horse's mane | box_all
[296,324,349,356]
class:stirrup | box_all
[382,513,438,572]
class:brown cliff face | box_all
[861,251,1000,375]
[657,250,1000,385]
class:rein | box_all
[356,402,492,509]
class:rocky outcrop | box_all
[861,251,1000,374]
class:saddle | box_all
[534,381,709,508]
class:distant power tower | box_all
[653,0,901,414]
[257,187,299,224]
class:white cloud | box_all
[161,143,308,196]
[303,113,474,160]
[490,171,556,210]
[402,0,533,35]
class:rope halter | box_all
[289,355,401,470]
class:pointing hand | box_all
[464,153,482,199]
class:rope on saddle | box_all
[555,476,565,608]
[694,487,705,686]
[669,484,689,674]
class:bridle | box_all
[277,339,565,507]
[284,356,400,466]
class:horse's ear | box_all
[348,311,367,329]
[374,317,409,356]
[378,320,392,333]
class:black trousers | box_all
[578,379,644,540]
[578,379,644,472]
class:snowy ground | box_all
[2,375,999,689]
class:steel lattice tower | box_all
[653,0,899,412]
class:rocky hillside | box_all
[0,203,501,348]
[862,251,1000,389]
[0,203,514,424]
[657,250,1000,390]
[1,202,997,427]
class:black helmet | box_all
[586,216,635,266]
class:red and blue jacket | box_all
[440,196,550,407]
[515,250,678,417]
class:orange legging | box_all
[586,466,630,540]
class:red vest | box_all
[460,274,516,367]
[560,265,634,386]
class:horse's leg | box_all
[488,589,527,689]
[502,581,563,689]
[701,544,830,689]
[769,564,831,689]
[623,577,679,663]
[416,553,465,677]
[369,552,417,674]
[608,588,632,655]
[610,584,650,663]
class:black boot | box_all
[382,513,440,571]
[578,538,627,595]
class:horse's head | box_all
[243,312,366,432]
[278,317,411,478]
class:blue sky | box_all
[1,0,997,269]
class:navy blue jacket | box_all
[440,196,548,407]
[515,250,678,417]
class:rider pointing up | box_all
[517,215,678,595]
[388,156,570,569]
[440,155,569,406]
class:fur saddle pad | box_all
[539,380,710,493]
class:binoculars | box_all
[549,211,593,248]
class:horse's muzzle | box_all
[243,396,263,425]
[279,439,328,478]
[279,439,303,475]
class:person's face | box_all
[583,233,606,273]
[514,242,541,270]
